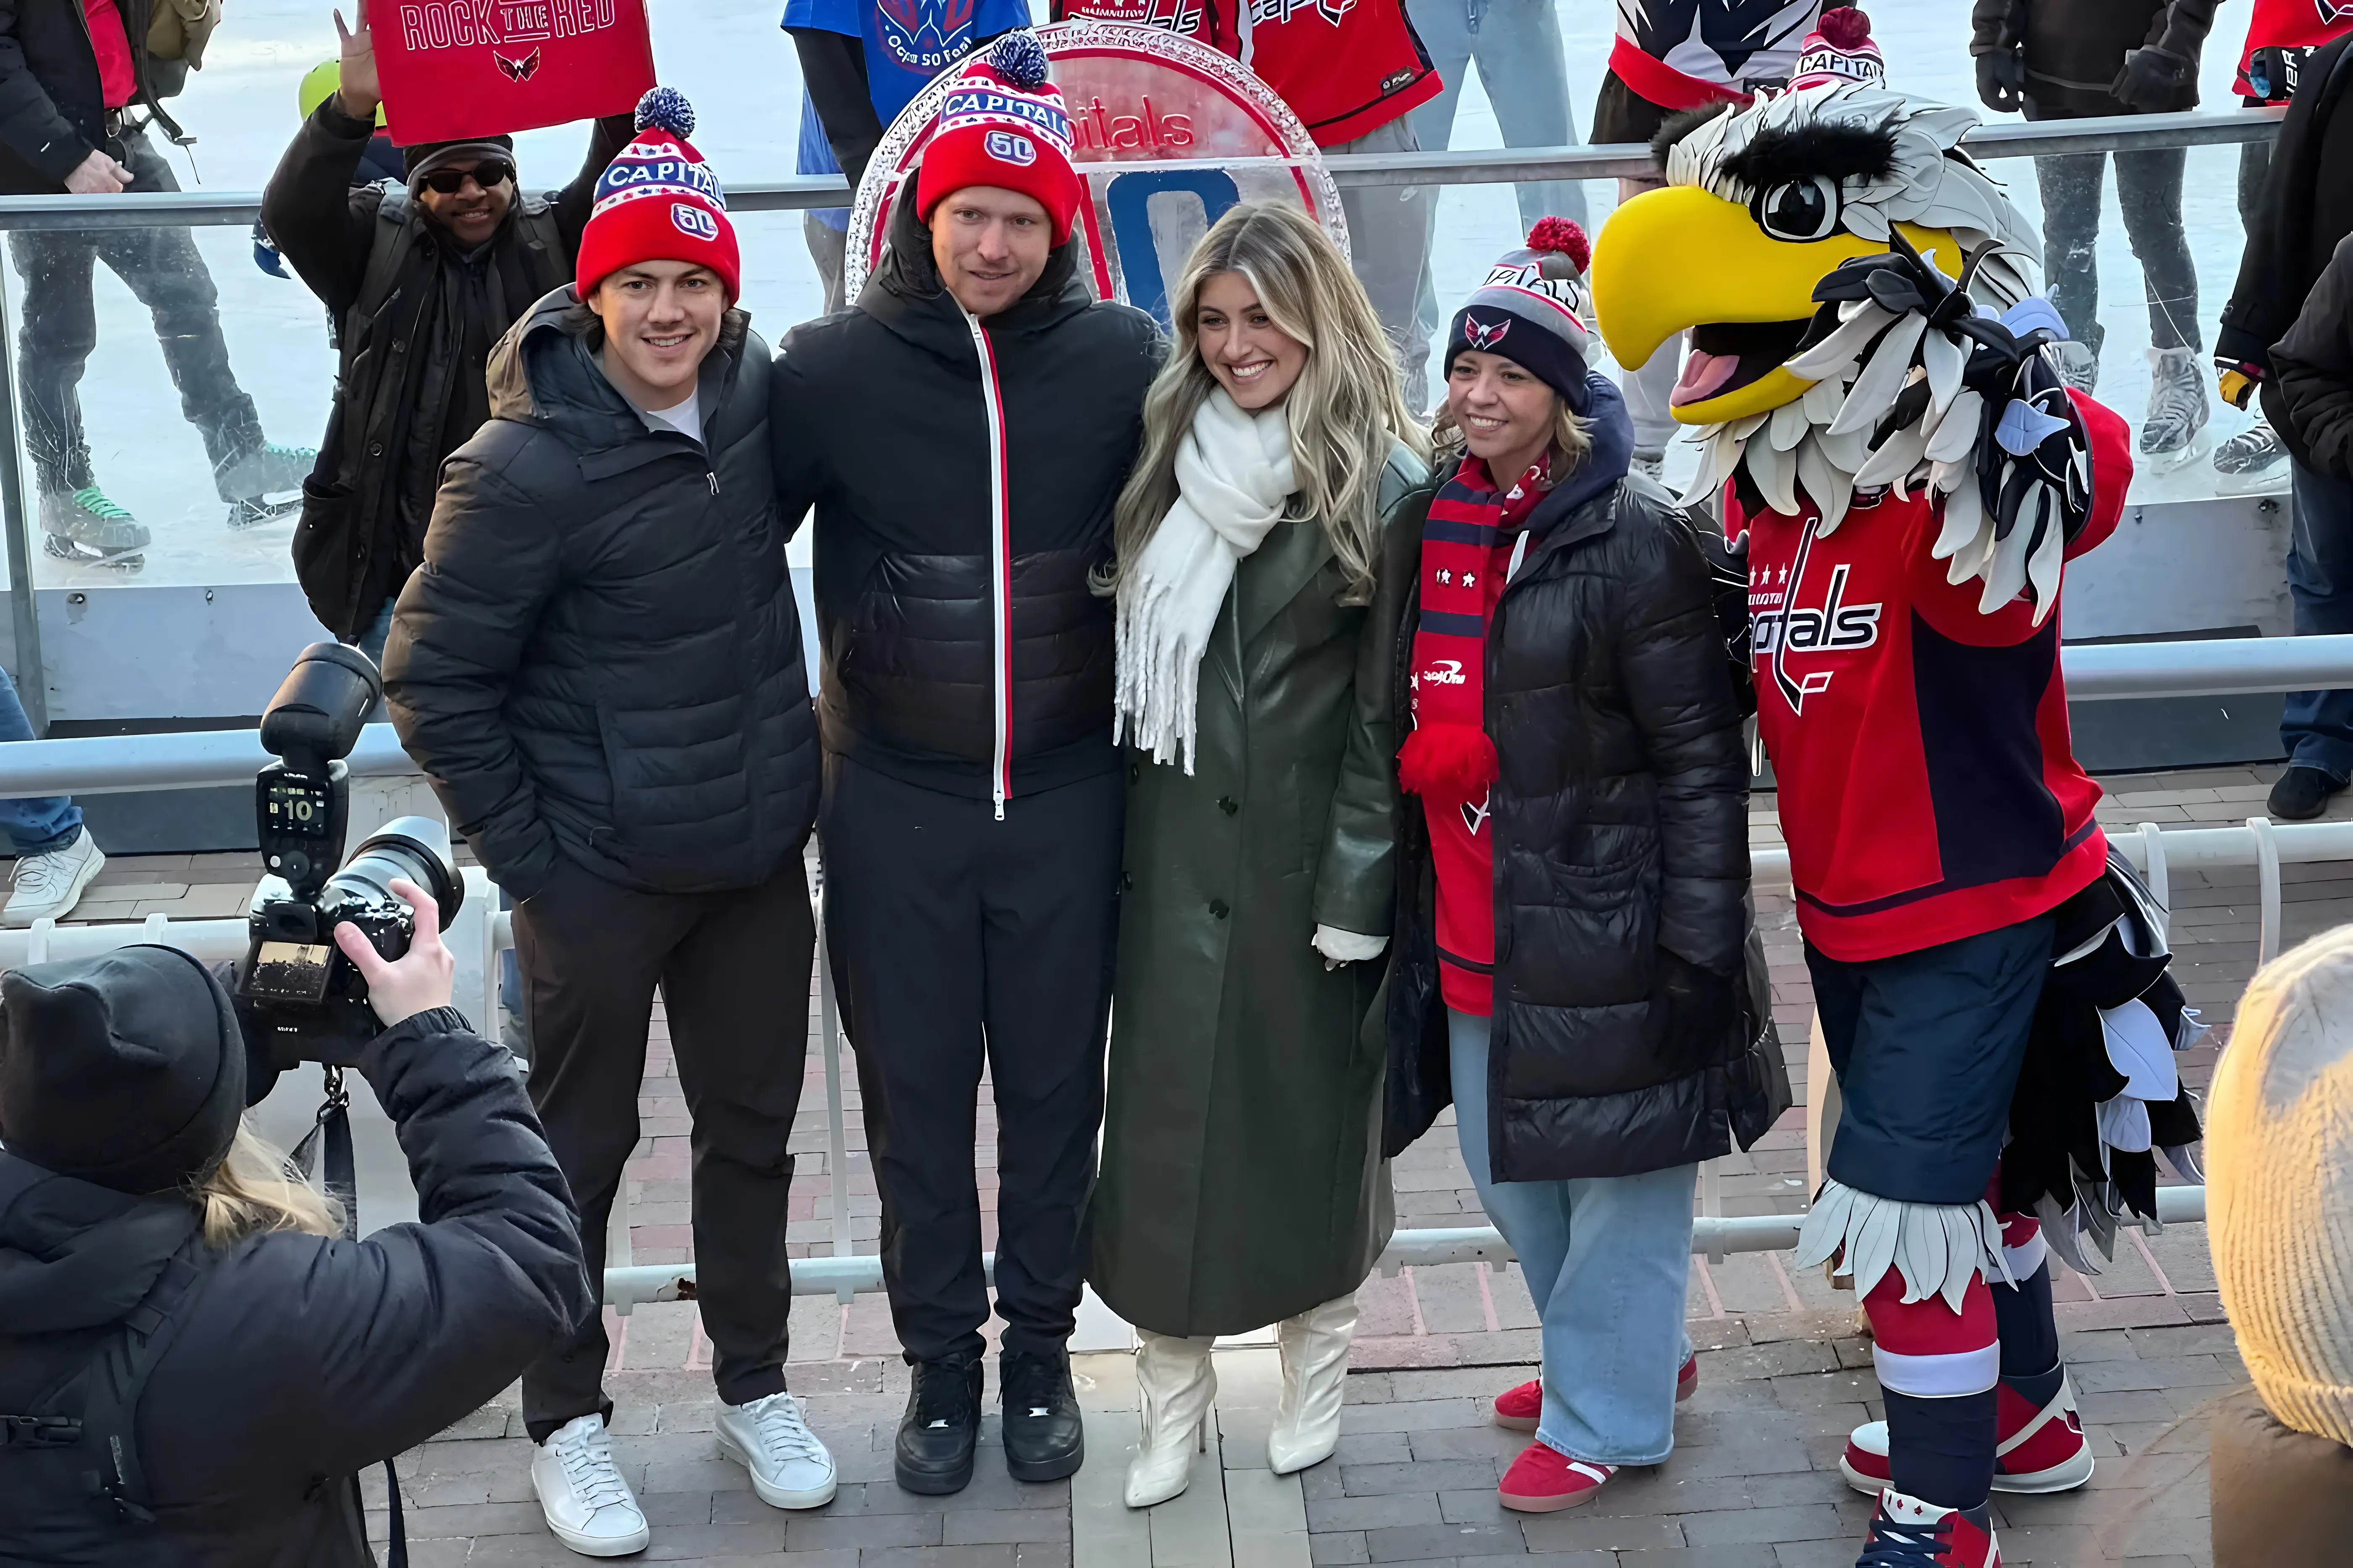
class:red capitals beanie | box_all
[914,32,1083,246]
[576,88,741,301]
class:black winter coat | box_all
[1973,0,2220,116]
[0,1010,590,1568]
[2273,231,2353,480]
[384,292,818,901]
[2219,36,2353,395]
[1382,453,1787,1182]
[0,0,171,195]
[772,184,1159,802]
[261,101,631,641]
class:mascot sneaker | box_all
[1496,1441,1615,1512]
[1841,1375,2092,1496]
[1854,1488,1999,1567]
[1494,1354,1697,1431]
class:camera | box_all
[236,642,463,1067]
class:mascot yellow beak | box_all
[1590,184,1965,425]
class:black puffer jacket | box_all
[2219,36,2353,395]
[772,183,1160,802]
[0,1010,589,1568]
[385,291,817,900]
[2273,231,2353,479]
[1383,393,1787,1182]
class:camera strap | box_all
[287,1067,359,1242]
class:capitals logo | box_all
[1462,314,1511,351]
[671,202,719,240]
[1248,0,1358,26]
[938,87,1075,154]
[877,0,978,74]
[1750,516,1882,714]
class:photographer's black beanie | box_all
[0,946,244,1195]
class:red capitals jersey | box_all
[1732,391,2132,963]
[1052,0,1438,145]
[2236,0,2353,99]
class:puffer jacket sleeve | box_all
[383,433,567,900]
[142,1010,589,1495]
[2274,236,2353,483]
[1614,492,1750,976]
[1311,456,1430,939]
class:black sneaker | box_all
[894,1353,982,1495]
[1000,1347,1085,1483]
[2268,765,2343,821]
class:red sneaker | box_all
[1840,1373,2092,1496]
[1854,1488,2000,1566]
[1492,1354,1696,1433]
[1496,1440,1616,1513]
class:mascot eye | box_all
[1752,176,1842,242]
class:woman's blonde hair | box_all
[191,1121,343,1250]
[1427,354,1595,479]
[1105,203,1429,606]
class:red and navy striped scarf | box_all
[1399,455,1548,803]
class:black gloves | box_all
[2112,44,2195,111]
[1976,49,2026,115]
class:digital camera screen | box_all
[245,939,334,1003]
[263,779,334,839]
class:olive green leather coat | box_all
[1087,445,1433,1338]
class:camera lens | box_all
[322,814,464,930]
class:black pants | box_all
[819,754,1122,1364]
[512,855,816,1442]
[2028,125,2200,354]
[7,125,261,496]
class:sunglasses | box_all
[419,160,515,195]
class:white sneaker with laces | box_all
[531,1413,650,1557]
[716,1390,837,1509]
[5,828,102,926]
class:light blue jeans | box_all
[1448,1008,1697,1465]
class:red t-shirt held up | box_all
[83,0,136,112]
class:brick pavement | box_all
[49,763,2342,1564]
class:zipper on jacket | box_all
[961,305,1013,821]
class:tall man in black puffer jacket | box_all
[771,34,1158,1498]
[385,92,831,1559]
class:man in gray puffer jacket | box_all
[384,93,830,1559]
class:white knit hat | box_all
[2208,926,2353,1448]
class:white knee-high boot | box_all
[1125,1331,1217,1508]
[1268,1293,1357,1475]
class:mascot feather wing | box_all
[1590,81,2090,624]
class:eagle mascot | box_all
[1590,18,2203,1568]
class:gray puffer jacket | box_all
[385,290,818,900]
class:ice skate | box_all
[39,486,147,571]
[215,441,315,528]
[2050,339,2099,395]
[2138,346,2210,469]
[2211,418,2288,491]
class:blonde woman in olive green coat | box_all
[1088,203,1433,1510]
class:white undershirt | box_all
[640,387,703,446]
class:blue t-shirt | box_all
[785,0,1033,229]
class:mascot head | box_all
[1590,79,2042,427]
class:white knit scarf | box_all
[1114,389,1295,773]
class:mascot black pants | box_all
[819,754,1122,1364]
[511,855,817,1441]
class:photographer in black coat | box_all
[0,883,590,1568]
[385,92,829,1557]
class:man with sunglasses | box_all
[261,9,630,660]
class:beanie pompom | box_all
[1397,723,1499,802]
[1525,216,1590,274]
[635,86,695,138]
[1818,6,1873,47]
[988,30,1051,90]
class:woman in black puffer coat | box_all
[1380,226,1787,1517]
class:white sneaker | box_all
[5,828,102,926]
[531,1413,650,1557]
[716,1390,837,1509]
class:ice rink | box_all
[19,0,2277,590]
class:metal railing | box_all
[0,629,2333,1313]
